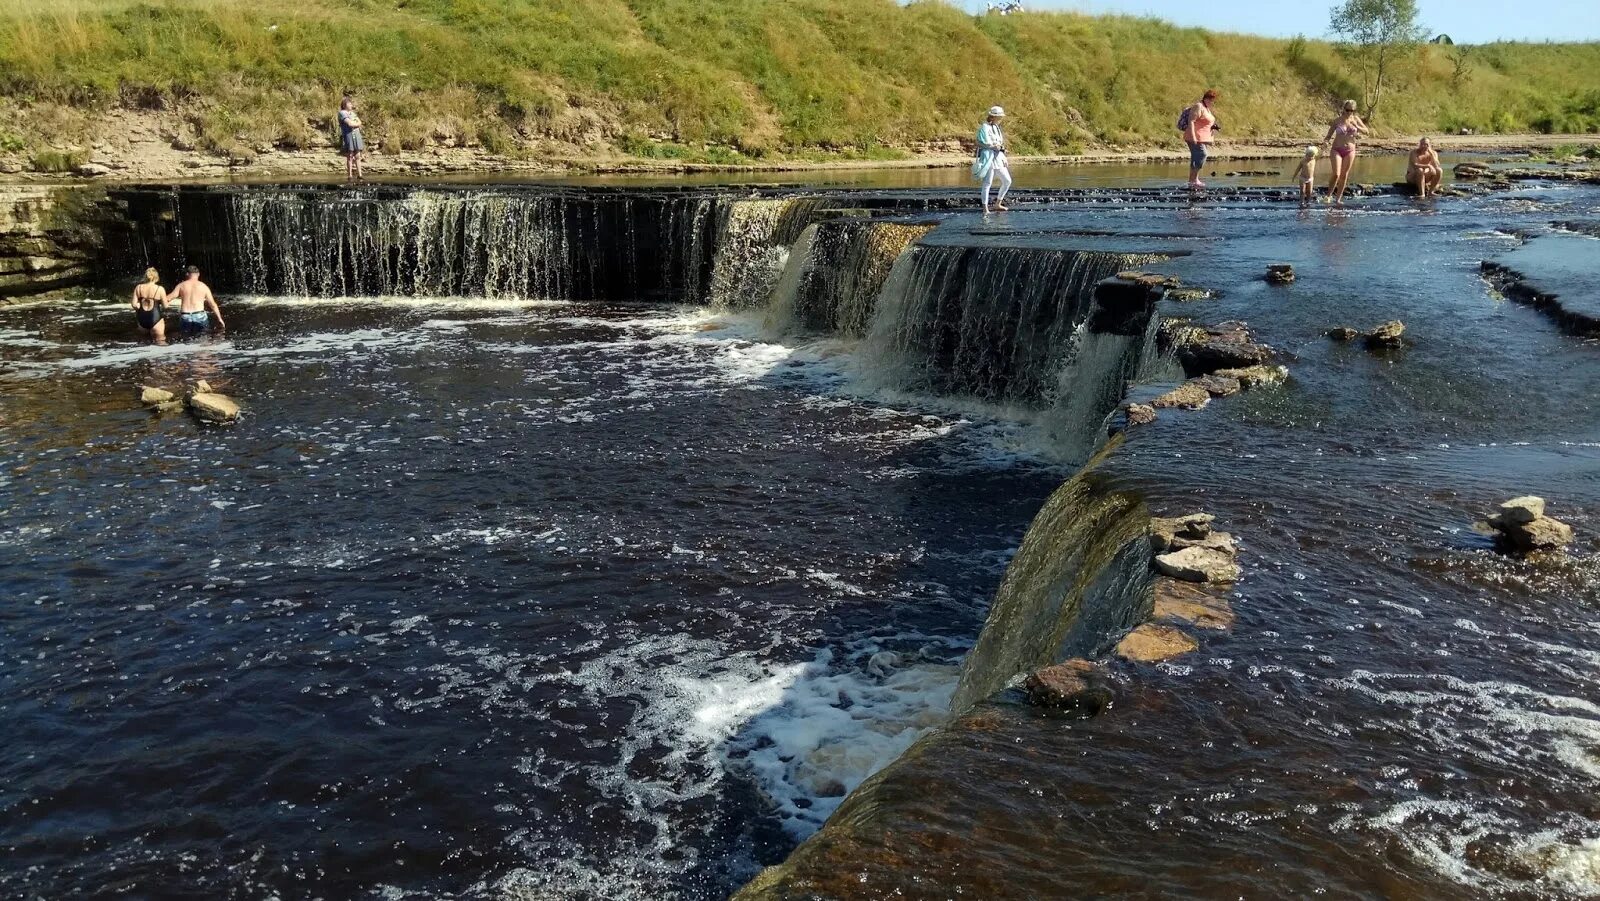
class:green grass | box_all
[0,0,1596,162]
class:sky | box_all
[956,1,1600,44]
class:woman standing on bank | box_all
[974,106,1012,214]
[338,94,365,183]
[131,268,167,340]
[1322,100,1368,206]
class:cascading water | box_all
[705,198,831,309]
[112,187,723,302]
[765,219,937,337]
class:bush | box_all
[30,149,88,172]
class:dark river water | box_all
[2,171,1599,900]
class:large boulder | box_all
[1116,624,1199,663]
[187,392,241,423]
[1022,659,1114,715]
[1154,546,1242,583]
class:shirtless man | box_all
[166,266,226,335]
[1407,137,1444,199]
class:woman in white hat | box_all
[974,106,1012,214]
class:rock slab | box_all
[1152,382,1211,410]
[1154,546,1242,583]
[140,385,175,405]
[188,392,241,423]
[1116,624,1199,663]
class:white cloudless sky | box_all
[952,1,1600,44]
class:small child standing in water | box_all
[1293,146,1318,204]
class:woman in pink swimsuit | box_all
[1322,100,1368,207]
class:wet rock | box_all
[1151,513,1214,553]
[1022,659,1114,714]
[1327,326,1361,341]
[1116,623,1199,663]
[1364,320,1406,348]
[1266,264,1295,285]
[1152,382,1210,411]
[187,392,241,423]
[76,162,112,178]
[192,380,213,395]
[1213,364,1288,388]
[1166,288,1214,302]
[1191,374,1241,398]
[139,385,175,405]
[1172,530,1237,555]
[1154,546,1241,584]
[1498,496,1546,525]
[1162,319,1274,375]
[1124,403,1157,427]
[1485,496,1574,554]
[1152,579,1236,630]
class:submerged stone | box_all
[1265,264,1295,285]
[1022,659,1114,714]
[1152,579,1236,630]
[1326,326,1360,341]
[1116,623,1199,663]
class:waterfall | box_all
[862,244,1163,407]
[766,219,937,337]
[706,197,831,309]
[113,187,723,302]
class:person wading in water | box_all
[1322,100,1368,207]
[974,106,1012,215]
[338,94,366,183]
[131,268,167,340]
[1181,90,1219,189]
[166,266,226,336]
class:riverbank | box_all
[2,114,1594,186]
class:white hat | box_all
[988,106,1006,118]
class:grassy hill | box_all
[1,0,1597,166]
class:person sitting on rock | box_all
[1407,137,1443,199]
[131,267,167,340]
[166,266,226,336]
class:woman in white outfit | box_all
[974,106,1012,214]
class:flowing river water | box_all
[1,163,1597,899]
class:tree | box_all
[1329,0,1428,121]
[1446,46,1473,90]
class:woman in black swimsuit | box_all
[132,268,167,340]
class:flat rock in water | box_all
[140,386,175,405]
[1498,496,1546,525]
[1191,375,1242,397]
[1482,235,1600,337]
[1116,623,1199,663]
[188,392,241,423]
[1022,659,1114,714]
[1152,382,1210,410]
[1171,530,1237,555]
[1154,546,1241,584]
[1213,364,1288,388]
[1153,579,1236,630]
